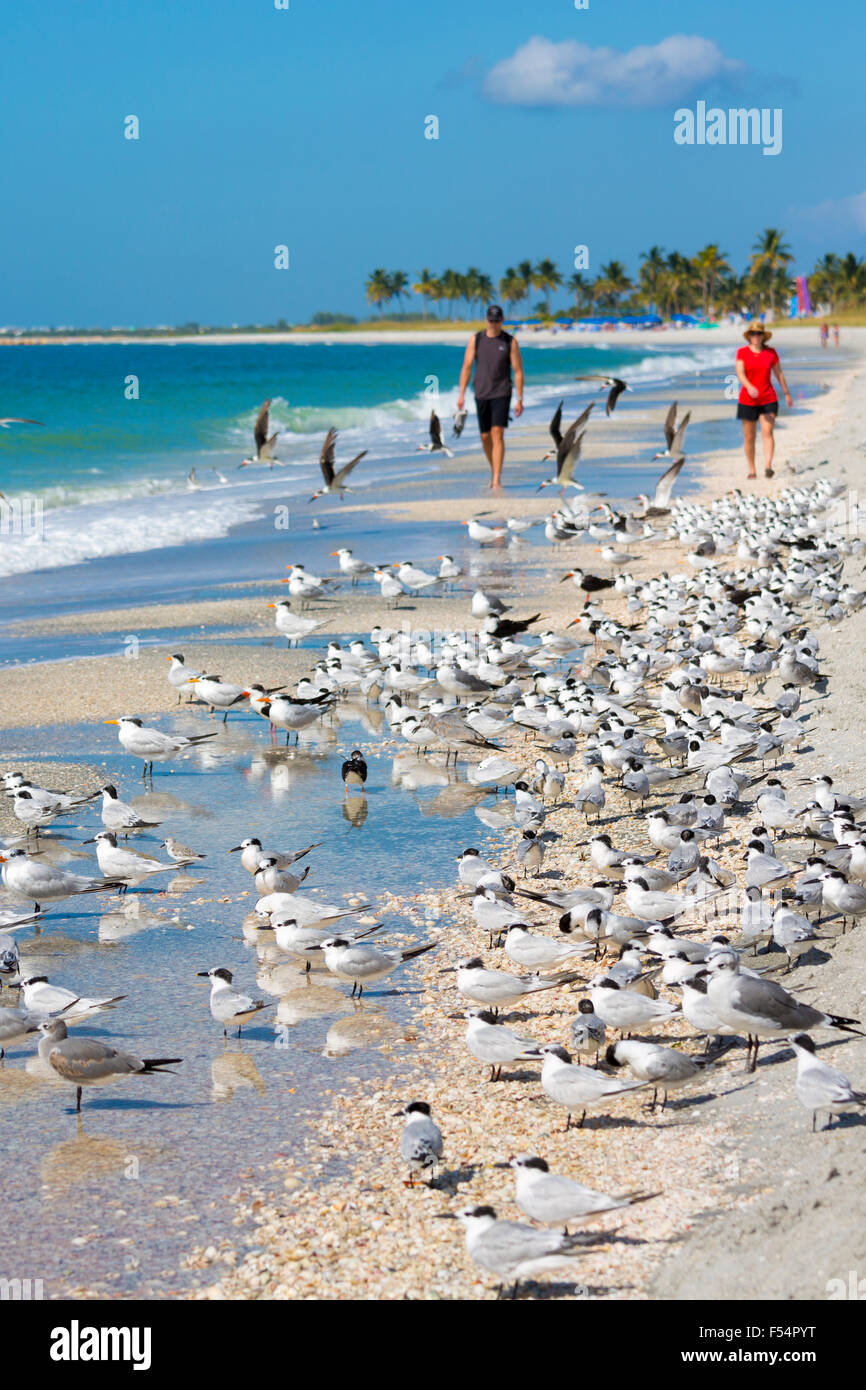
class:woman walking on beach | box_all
[735,323,792,480]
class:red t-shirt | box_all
[737,345,779,405]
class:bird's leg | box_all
[578,1110,586,1129]
[75,1086,82,1113]
[812,1111,816,1134]
[351,982,357,999]
[564,1112,572,1132]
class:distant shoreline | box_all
[1,322,855,349]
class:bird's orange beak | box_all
[279,577,290,583]
[104,719,119,725]
[329,551,340,557]
[187,677,199,683]
[266,602,277,609]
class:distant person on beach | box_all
[457,305,524,490]
[735,322,792,480]
[820,322,829,348]
[832,323,840,347]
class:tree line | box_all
[364,231,866,321]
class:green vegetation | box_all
[365,232,866,321]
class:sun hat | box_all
[743,321,772,342]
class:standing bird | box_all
[197,967,274,1039]
[576,375,629,415]
[341,749,368,794]
[562,568,616,595]
[38,1019,181,1114]
[417,411,454,458]
[310,428,368,500]
[397,1101,443,1185]
[442,1205,605,1300]
[239,399,279,467]
[791,1033,866,1131]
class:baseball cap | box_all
[486,305,504,323]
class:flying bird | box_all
[310,428,368,500]
[635,457,686,518]
[576,376,629,415]
[239,399,280,467]
[653,402,691,459]
[417,411,454,458]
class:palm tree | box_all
[413,268,437,320]
[809,254,841,313]
[834,252,866,307]
[498,267,526,315]
[749,228,793,318]
[476,272,494,315]
[439,268,462,319]
[567,272,593,316]
[365,268,392,317]
[533,257,562,314]
[516,259,535,306]
[638,246,667,313]
[593,260,634,314]
[691,244,730,318]
[464,267,484,317]
[389,270,409,313]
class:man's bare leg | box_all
[489,426,505,489]
[480,430,494,466]
[741,419,757,478]
[760,413,776,474]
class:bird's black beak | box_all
[433,1212,457,1221]
[228,845,243,853]
[82,838,96,844]
[438,967,456,975]
[196,971,211,978]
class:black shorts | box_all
[476,394,511,432]
[737,401,779,421]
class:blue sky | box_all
[2,0,863,326]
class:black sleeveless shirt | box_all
[473,330,513,399]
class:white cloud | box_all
[795,191,866,232]
[482,35,746,109]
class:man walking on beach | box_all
[457,305,524,490]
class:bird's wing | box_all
[319,428,337,485]
[549,401,564,448]
[0,417,44,427]
[334,451,368,488]
[670,411,691,454]
[730,974,808,1025]
[254,401,271,455]
[653,456,685,507]
[606,380,627,415]
[430,412,443,447]
[558,429,585,483]
[573,401,595,432]
[663,401,678,450]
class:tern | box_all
[606,1039,708,1110]
[464,1008,543,1082]
[416,411,454,458]
[228,837,320,876]
[540,1044,647,1129]
[791,1033,866,1131]
[506,1155,655,1228]
[319,936,437,997]
[85,830,174,886]
[311,428,368,499]
[100,784,161,836]
[104,716,219,779]
[440,1204,606,1299]
[576,375,628,415]
[197,967,275,1038]
[38,1018,181,1113]
[397,1101,443,1185]
[449,957,580,1014]
[266,601,329,647]
[0,849,120,912]
[652,403,691,459]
